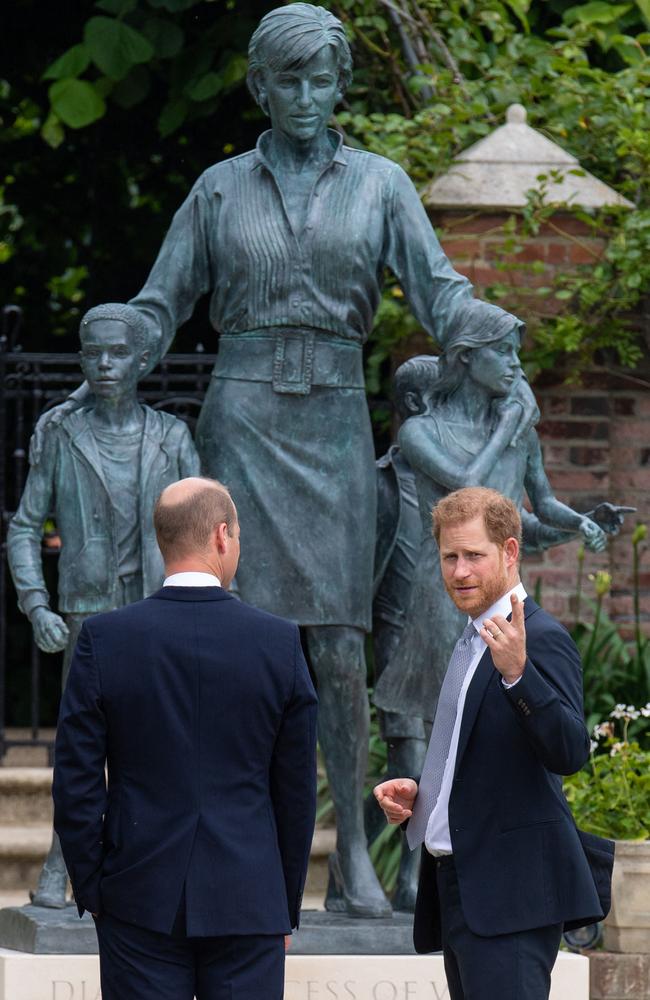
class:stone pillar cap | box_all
[423,104,634,211]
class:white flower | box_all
[610,742,625,757]
[610,704,627,719]
[590,740,598,753]
[593,722,614,739]
[641,703,650,718]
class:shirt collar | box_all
[251,128,348,172]
[163,571,221,588]
[470,581,527,639]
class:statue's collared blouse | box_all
[130,129,472,364]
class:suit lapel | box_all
[454,596,538,774]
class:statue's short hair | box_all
[393,355,439,420]
[247,3,353,111]
[154,478,237,563]
[432,487,522,548]
[80,303,149,354]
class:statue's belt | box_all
[213,330,365,396]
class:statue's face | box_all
[466,329,521,397]
[260,45,340,144]
[79,320,146,400]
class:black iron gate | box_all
[0,305,217,761]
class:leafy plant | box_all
[571,525,650,739]
[564,705,650,840]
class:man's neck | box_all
[164,559,220,578]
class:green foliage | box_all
[333,0,649,386]
[48,80,107,129]
[36,2,256,143]
[564,708,650,840]
[569,527,650,739]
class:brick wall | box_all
[425,209,650,632]
[433,210,608,318]
[529,370,649,631]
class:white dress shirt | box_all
[163,572,222,587]
[424,581,527,855]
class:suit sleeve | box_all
[269,626,318,929]
[501,614,590,775]
[53,622,108,917]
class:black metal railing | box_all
[0,305,217,762]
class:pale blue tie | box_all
[406,622,476,850]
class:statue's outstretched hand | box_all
[373,778,418,825]
[30,383,91,464]
[31,607,69,653]
[586,502,636,535]
[580,517,607,552]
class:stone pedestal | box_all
[0,906,95,955]
[0,948,588,1000]
[603,841,650,954]
[0,906,413,957]
[589,951,650,1000]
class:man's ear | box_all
[503,536,519,568]
[459,349,470,366]
[139,350,149,371]
[214,521,229,552]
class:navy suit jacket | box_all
[53,586,318,937]
[413,597,614,952]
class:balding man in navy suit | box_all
[53,477,318,1000]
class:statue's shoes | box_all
[391,880,417,913]
[325,852,393,919]
[29,887,67,909]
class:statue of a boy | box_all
[7,303,200,907]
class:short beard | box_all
[445,559,510,619]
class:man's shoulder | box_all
[229,598,298,635]
[83,597,153,634]
[524,597,574,643]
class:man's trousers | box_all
[94,911,285,1000]
[436,856,563,1000]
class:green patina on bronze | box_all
[8,304,199,908]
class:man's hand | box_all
[481,593,526,685]
[373,778,418,825]
[31,607,69,653]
